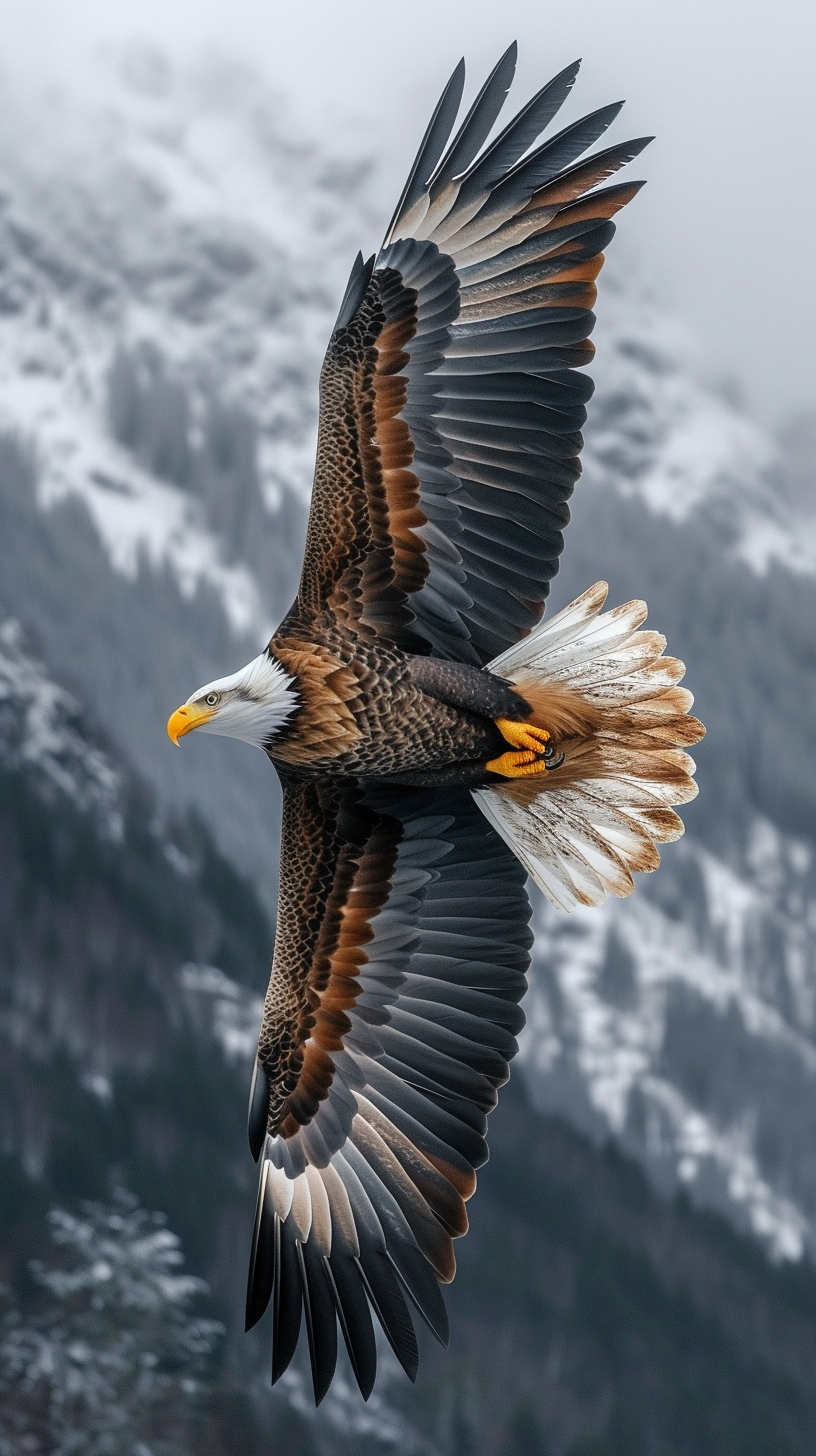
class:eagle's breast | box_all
[270,636,363,768]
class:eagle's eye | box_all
[205,692,220,707]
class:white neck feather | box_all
[191,651,297,749]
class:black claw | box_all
[544,751,565,771]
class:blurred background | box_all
[1,3,815,1452]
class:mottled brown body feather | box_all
[270,626,503,779]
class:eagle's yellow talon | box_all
[495,717,551,754]
[486,749,548,779]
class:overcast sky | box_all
[1,0,814,428]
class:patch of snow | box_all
[80,1072,113,1102]
[179,963,263,1063]
[0,618,124,840]
[641,1075,807,1261]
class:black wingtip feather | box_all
[297,1240,338,1405]
[529,133,654,208]
[496,99,627,199]
[459,59,582,196]
[247,1058,270,1162]
[387,1246,450,1347]
[355,1253,419,1382]
[271,1216,303,1385]
[427,42,519,195]
[245,1162,275,1331]
[325,1253,378,1399]
[384,57,466,241]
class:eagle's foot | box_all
[495,717,552,755]
[486,749,548,779]
[493,718,565,771]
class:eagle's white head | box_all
[167,650,297,750]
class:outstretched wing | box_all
[245,777,531,1401]
[293,44,651,664]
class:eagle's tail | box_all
[473,582,704,911]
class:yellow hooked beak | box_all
[166,702,216,746]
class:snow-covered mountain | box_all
[2,45,816,1275]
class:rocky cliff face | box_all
[2,44,816,1316]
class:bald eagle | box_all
[167,46,703,1404]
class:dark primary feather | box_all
[298,1238,337,1404]
[324,1226,378,1398]
[383,58,466,243]
[426,42,518,196]
[333,251,375,332]
[477,100,625,222]
[272,1212,302,1382]
[247,1057,270,1163]
[245,1160,275,1330]
[445,59,582,217]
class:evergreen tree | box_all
[0,1191,222,1456]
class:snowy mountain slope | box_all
[586,278,816,575]
[0,616,123,841]
[2,47,816,1266]
[0,46,374,517]
[521,819,816,1262]
[525,466,816,1257]
[0,431,283,894]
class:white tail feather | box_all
[474,582,704,911]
